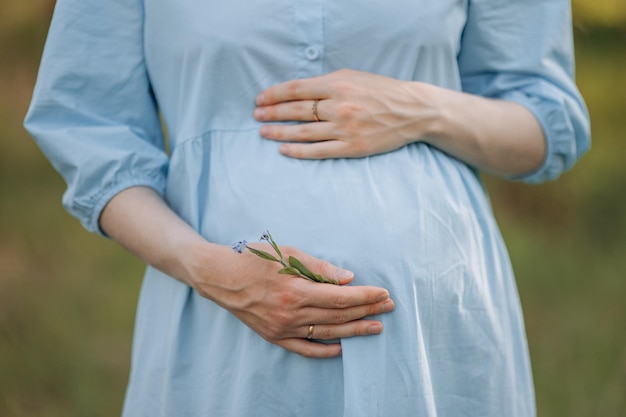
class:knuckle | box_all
[277,290,298,308]
[298,101,311,115]
[316,326,333,340]
[336,102,360,120]
[371,302,386,315]
[271,127,284,140]
[265,106,277,119]
[332,80,355,96]
[297,124,313,139]
[286,81,301,99]
[310,258,327,275]
[333,294,350,309]
[278,283,309,309]
[355,325,369,336]
[331,310,349,323]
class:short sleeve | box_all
[24,0,168,234]
[458,0,590,183]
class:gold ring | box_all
[307,324,315,339]
[312,99,320,122]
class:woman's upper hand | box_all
[254,69,441,159]
[186,242,395,358]
[254,68,547,177]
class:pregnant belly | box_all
[165,128,487,287]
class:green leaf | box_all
[278,267,301,276]
[312,272,339,285]
[288,256,317,280]
[310,271,328,282]
[246,246,279,262]
[287,257,340,284]
[289,257,336,284]
[265,230,283,260]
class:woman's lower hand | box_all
[187,242,395,358]
[254,69,441,159]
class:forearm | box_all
[98,186,218,286]
[411,82,546,177]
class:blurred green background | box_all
[1,1,624,416]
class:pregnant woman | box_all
[26,0,589,416]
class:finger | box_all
[260,121,334,143]
[278,338,342,358]
[277,249,390,307]
[255,99,327,122]
[301,299,395,326]
[293,280,390,310]
[287,250,356,285]
[303,320,384,340]
[279,140,357,159]
[256,78,332,106]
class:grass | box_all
[1,3,624,416]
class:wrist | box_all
[404,81,449,146]
[175,238,227,293]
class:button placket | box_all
[295,0,324,77]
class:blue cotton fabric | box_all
[25,0,589,416]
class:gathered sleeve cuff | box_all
[458,0,591,183]
[503,90,583,183]
[80,171,167,236]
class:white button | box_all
[305,46,320,61]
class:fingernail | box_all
[368,324,382,334]
[334,268,353,280]
[254,108,265,120]
[375,291,390,302]
[256,94,265,105]
[382,299,395,312]
[259,125,270,137]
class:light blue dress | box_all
[25,0,590,416]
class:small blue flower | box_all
[231,240,248,254]
[260,232,270,242]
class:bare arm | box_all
[99,186,394,358]
[254,69,545,177]
[412,82,545,177]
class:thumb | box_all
[313,258,355,285]
[288,248,355,285]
